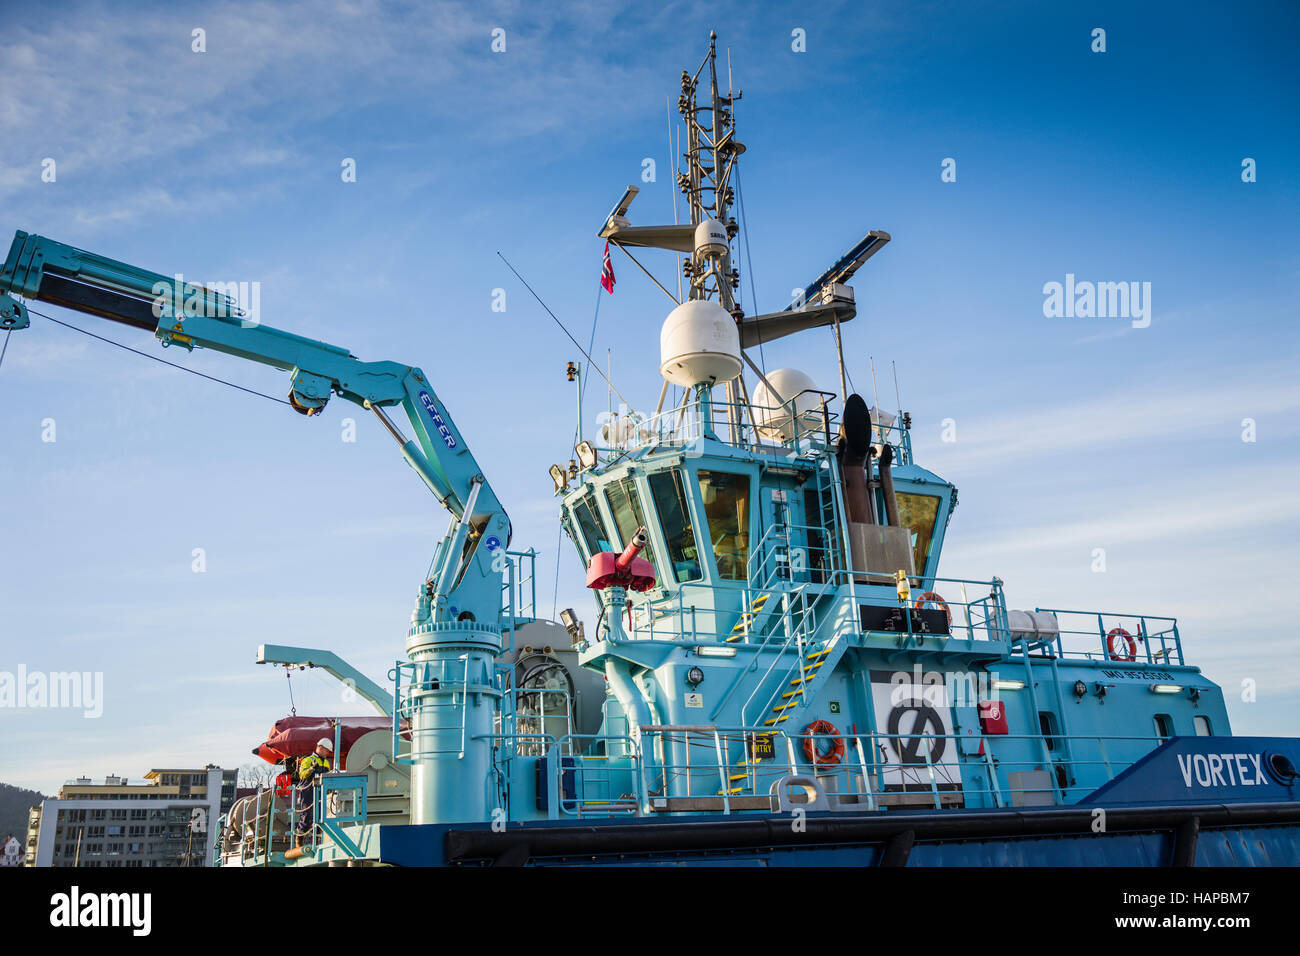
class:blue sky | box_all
[0,0,1297,792]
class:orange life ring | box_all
[913,591,951,626]
[1106,627,1137,662]
[802,719,845,766]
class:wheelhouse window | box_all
[1194,715,1212,737]
[571,492,612,559]
[647,469,702,582]
[605,477,659,576]
[698,470,751,580]
[895,492,940,575]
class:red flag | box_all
[600,240,616,294]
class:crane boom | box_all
[0,230,511,625]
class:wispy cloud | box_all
[915,367,1300,475]
[0,0,670,232]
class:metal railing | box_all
[216,787,293,867]
[501,548,537,631]
[738,588,832,727]
[551,734,643,817]
[747,520,845,593]
[392,657,496,762]
[586,389,847,461]
[622,725,1162,813]
[498,686,572,757]
[1031,608,1184,666]
[638,725,799,811]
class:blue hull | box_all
[378,800,1300,866]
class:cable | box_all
[27,306,292,406]
[0,329,10,371]
[551,283,604,619]
[734,164,766,377]
[497,251,634,412]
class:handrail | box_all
[624,726,1161,813]
[709,585,813,720]
[748,590,837,723]
[553,733,642,816]
[586,389,844,462]
[1032,607,1183,666]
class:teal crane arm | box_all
[257,644,393,718]
[0,230,511,623]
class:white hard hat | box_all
[316,737,334,751]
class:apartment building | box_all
[25,765,236,867]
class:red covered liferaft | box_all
[251,715,399,767]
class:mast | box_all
[678,31,743,313]
[597,33,888,447]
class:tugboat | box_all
[3,35,1297,868]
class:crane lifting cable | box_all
[284,667,297,718]
[28,305,291,406]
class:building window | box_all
[647,469,702,583]
[1194,715,1212,736]
[697,471,751,581]
[1154,714,1174,741]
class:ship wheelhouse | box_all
[559,414,959,613]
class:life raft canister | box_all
[913,591,951,626]
[1106,627,1137,662]
[802,719,846,766]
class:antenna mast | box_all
[678,30,743,313]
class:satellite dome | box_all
[659,299,742,387]
[752,368,822,442]
[694,219,729,258]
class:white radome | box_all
[659,299,742,387]
[694,219,729,258]
[752,368,821,442]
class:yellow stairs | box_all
[762,644,830,727]
[725,592,772,644]
[718,755,766,796]
[718,640,834,795]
